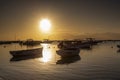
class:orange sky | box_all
[0,0,120,40]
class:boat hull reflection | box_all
[117,49,120,53]
[56,55,81,64]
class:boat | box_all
[10,54,42,61]
[10,48,43,57]
[79,43,91,49]
[56,48,80,57]
[117,45,120,48]
[57,41,79,49]
[41,39,53,44]
[58,41,92,50]
[19,39,41,46]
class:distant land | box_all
[49,32,120,40]
[0,32,120,41]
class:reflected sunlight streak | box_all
[40,44,52,63]
[42,49,52,62]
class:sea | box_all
[0,41,120,80]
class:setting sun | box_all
[39,19,51,33]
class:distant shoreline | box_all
[0,40,120,45]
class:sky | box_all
[0,0,120,40]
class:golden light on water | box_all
[40,44,52,63]
[39,18,51,33]
[42,49,52,62]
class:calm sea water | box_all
[0,41,120,80]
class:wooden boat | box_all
[57,41,91,49]
[10,54,42,61]
[78,43,91,49]
[10,48,43,57]
[56,48,80,57]
[117,45,120,48]
[19,39,41,46]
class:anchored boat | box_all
[10,48,43,57]
[56,48,80,57]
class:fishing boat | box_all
[10,48,43,57]
[79,43,91,49]
[117,45,120,48]
[56,48,80,57]
[57,41,92,49]
[20,39,41,46]
[10,54,42,61]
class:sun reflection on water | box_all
[42,49,52,62]
[39,43,53,63]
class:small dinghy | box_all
[10,54,42,61]
[10,48,43,57]
[56,48,80,57]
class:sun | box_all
[39,19,51,33]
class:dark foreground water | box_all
[0,41,120,80]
